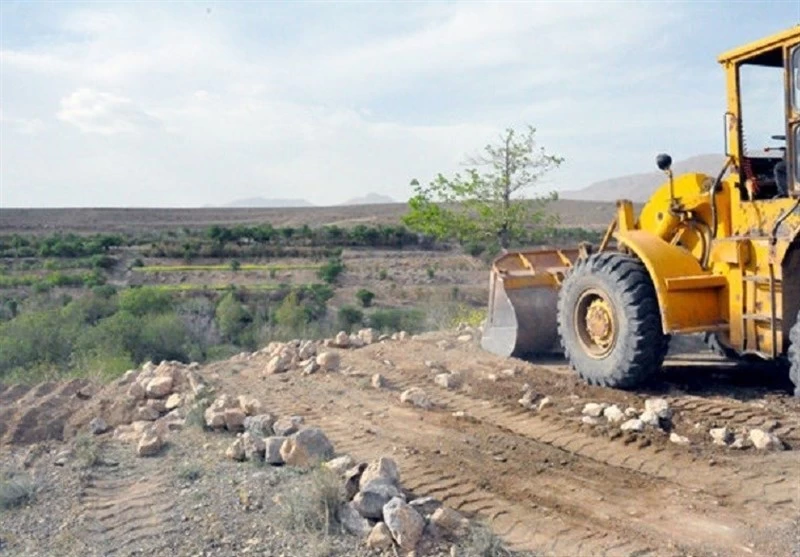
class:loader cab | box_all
[720,26,800,200]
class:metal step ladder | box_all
[741,268,782,358]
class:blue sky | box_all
[1,1,798,207]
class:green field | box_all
[132,263,322,273]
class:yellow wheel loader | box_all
[481,26,800,395]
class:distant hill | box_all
[561,154,727,202]
[220,197,314,208]
[343,193,396,205]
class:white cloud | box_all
[0,1,794,207]
[57,88,160,134]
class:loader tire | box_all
[557,253,668,389]
[789,310,800,397]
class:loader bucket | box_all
[481,248,581,359]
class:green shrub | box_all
[215,292,251,342]
[0,475,37,510]
[230,260,241,272]
[131,258,145,268]
[427,266,436,279]
[118,287,173,316]
[90,254,117,270]
[368,308,426,333]
[355,289,375,308]
[317,258,345,284]
[337,306,363,332]
[378,269,388,280]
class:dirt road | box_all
[205,332,800,556]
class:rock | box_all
[670,433,691,446]
[582,403,607,417]
[425,360,444,371]
[147,398,168,414]
[316,352,340,372]
[324,455,356,475]
[89,417,110,435]
[434,372,461,390]
[397,331,410,341]
[730,434,749,450]
[298,341,317,360]
[620,419,644,432]
[436,340,452,351]
[204,395,236,428]
[603,405,625,424]
[264,355,290,375]
[582,416,600,426]
[431,507,469,536]
[241,432,266,460]
[409,496,442,518]
[371,374,387,389]
[518,390,539,410]
[165,393,183,411]
[457,334,472,343]
[145,376,173,399]
[340,502,371,537]
[749,429,783,450]
[224,408,246,432]
[366,522,394,550]
[243,414,276,436]
[383,497,425,552]
[710,427,733,446]
[54,449,72,466]
[344,463,367,499]
[273,415,304,436]
[358,328,378,345]
[360,457,400,489]
[226,438,246,461]
[303,361,319,375]
[127,381,146,401]
[348,336,365,349]
[644,398,673,420]
[537,397,553,411]
[264,437,286,464]
[334,331,350,348]
[280,428,334,467]
[135,405,161,422]
[639,409,660,427]
[500,368,518,377]
[624,407,638,418]
[400,387,432,409]
[238,396,263,416]
[137,429,164,457]
[353,480,404,519]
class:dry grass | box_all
[458,523,518,557]
[276,466,346,535]
[0,475,37,511]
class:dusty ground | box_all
[0,200,625,234]
[2,330,799,557]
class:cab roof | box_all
[717,25,800,67]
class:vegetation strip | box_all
[132,263,322,272]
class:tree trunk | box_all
[499,132,512,249]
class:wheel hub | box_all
[574,289,617,358]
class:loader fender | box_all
[615,230,725,334]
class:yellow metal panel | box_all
[717,25,800,64]
[616,230,724,333]
[665,275,728,291]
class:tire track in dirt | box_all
[0,379,91,445]
[78,446,178,557]
[384,372,800,513]
[229,369,757,556]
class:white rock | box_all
[264,355,290,375]
[264,437,286,464]
[434,372,461,390]
[397,331,409,341]
[669,433,691,446]
[400,388,432,409]
[353,481,404,519]
[500,368,518,377]
[238,395,263,416]
[244,414,276,436]
[145,376,173,399]
[371,374,387,389]
[225,438,246,461]
[298,341,317,360]
[360,457,400,489]
[749,429,783,450]
[435,340,452,351]
[582,416,600,426]
[639,409,660,427]
[334,331,350,348]
[620,419,645,432]
[644,398,672,419]
[324,455,356,475]
[224,408,246,432]
[127,381,146,401]
[137,429,164,457]
[582,403,607,418]
[383,497,425,552]
[165,393,183,411]
[603,405,625,424]
[409,496,442,518]
[357,328,378,345]
[430,507,469,536]
[537,397,553,411]
[280,428,334,467]
[710,427,733,446]
[316,352,340,372]
[242,432,266,460]
[457,334,472,343]
[135,405,160,422]
[366,522,394,550]
[89,417,110,435]
[624,407,639,418]
[519,391,539,409]
[340,502,371,537]
[272,415,304,436]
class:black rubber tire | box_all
[790,310,800,397]
[557,253,668,389]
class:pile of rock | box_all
[334,457,470,553]
[580,398,675,434]
[109,360,210,456]
[709,426,784,450]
